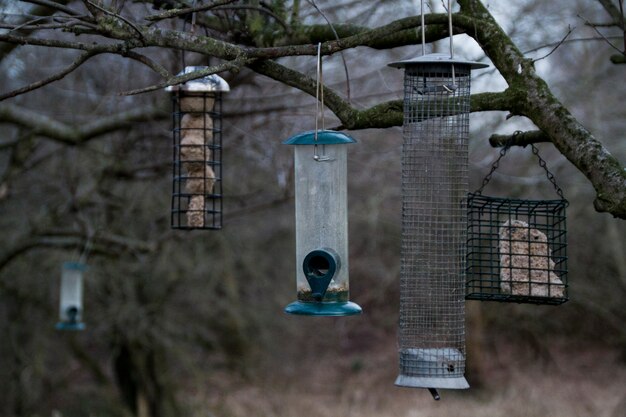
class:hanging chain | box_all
[530,143,566,199]
[475,138,511,195]
[475,131,566,199]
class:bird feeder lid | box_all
[63,262,88,271]
[165,66,230,93]
[388,53,489,69]
[283,130,357,145]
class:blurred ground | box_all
[195,334,626,417]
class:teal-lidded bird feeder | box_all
[283,130,362,316]
[166,66,230,230]
[388,52,487,393]
[56,262,87,331]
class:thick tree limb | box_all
[457,0,626,218]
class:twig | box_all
[21,0,82,16]
[145,0,238,22]
[577,13,624,54]
[212,5,291,33]
[85,0,145,42]
[523,35,623,54]
[124,51,171,78]
[120,58,251,95]
[0,51,99,101]
[532,25,574,62]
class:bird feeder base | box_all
[55,322,85,331]
[395,375,469,390]
[284,301,362,316]
[395,348,469,389]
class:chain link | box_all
[474,131,566,200]
[530,143,566,199]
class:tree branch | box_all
[0,104,167,145]
[489,130,550,147]
[458,0,626,218]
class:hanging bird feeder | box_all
[56,262,87,331]
[388,0,487,395]
[166,66,229,229]
[466,139,568,305]
[283,43,361,316]
[283,130,362,316]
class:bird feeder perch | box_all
[56,262,87,331]
[388,53,487,391]
[166,66,229,229]
[283,130,362,316]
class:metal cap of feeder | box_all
[388,53,489,69]
[282,130,356,145]
[165,66,230,93]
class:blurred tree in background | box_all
[0,1,624,417]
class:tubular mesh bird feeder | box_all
[56,262,87,331]
[388,53,487,391]
[166,66,229,229]
[283,130,362,316]
[466,141,568,305]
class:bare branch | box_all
[120,58,252,95]
[0,51,99,101]
[577,13,624,54]
[145,0,238,22]
[21,0,82,17]
[0,104,167,145]
[532,25,575,62]
[85,0,145,42]
[489,130,550,148]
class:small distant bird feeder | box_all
[388,49,487,392]
[166,66,229,229]
[466,140,568,305]
[56,262,87,331]
[283,130,362,316]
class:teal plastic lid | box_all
[283,130,356,145]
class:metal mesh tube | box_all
[396,64,471,389]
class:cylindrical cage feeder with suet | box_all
[56,262,87,331]
[283,130,362,316]
[388,53,487,391]
[166,66,229,229]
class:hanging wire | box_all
[313,42,331,162]
[447,0,456,89]
[420,0,426,56]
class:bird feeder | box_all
[388,53,487,391]
[466,142,568,305]
[166,66,229,229]
[283,130,362,316]
[56,262,87,331]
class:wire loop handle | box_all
[475,131,566,199]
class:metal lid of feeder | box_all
[283,130,357,145]
[388,53,489,69]
[165,66,230,92]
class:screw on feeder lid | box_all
[165,66,230,92]
[282,130,357,145]
[388,53,489,69]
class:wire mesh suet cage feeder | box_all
[283,130,362,316]
[56,262,87,331]
[466,142,568,305]
[166,66,229,230]
[388,52,487,392]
